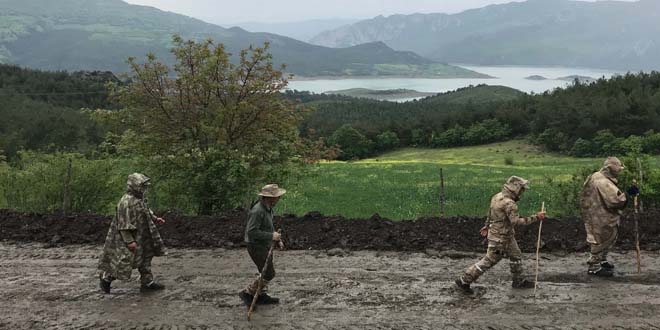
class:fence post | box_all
[439,168,445,217]
[637,157,644,212]
[63,158,72,216]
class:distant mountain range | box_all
[310,0,660,71]
[223,18,361,43]
[0,0,484,78]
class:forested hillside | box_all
[292,73,660,160]
[3,63,660,163]
[0,64,116,158]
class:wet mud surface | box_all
[3,209,660,329]
[2,208,660,252]
[2,243,660,329]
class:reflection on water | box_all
[287,65,626,101]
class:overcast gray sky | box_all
[123,0,628,24]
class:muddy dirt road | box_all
[2,242,660,329]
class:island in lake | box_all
[557,75,597,83]
[525,75,548,80]
[323,88,436,101]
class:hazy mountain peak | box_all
[310,0,660,71]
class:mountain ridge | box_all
[310,0,660,71]
[0,0,484,78]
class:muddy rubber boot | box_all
[140,281,165,291]
[588,267,613,277]
[257,293,280,304]
[511,279,535,289]
[454,278,474,294]
[600,261,615,270]
[99,275,112,294]
[239,291,255,307]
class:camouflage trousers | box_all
[244,244,275,295]
[460,238,525,284]
[102,257,154,285]
[587,225,618,269]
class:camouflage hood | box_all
[600,157,625,182]
[126,173,151,196]
[502,176,530,200]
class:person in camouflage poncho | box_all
[580,157,628,277]
[455,176,546,294]
[98,173,166,293]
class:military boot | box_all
[600,261,615,270]
[511,279,535,289]
[99,274,112,294]
[454,278,474,294]
[588,266,613,277]
[257,292,280,304]
[239,290,255,307]
[140,281,165,291]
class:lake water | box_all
[287,65,625,100]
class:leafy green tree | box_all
[432,125,467,147]
[641,130,660,154]
[592,130,617,155]
[619,135,644,155]
[570,138,596,157]
[329,125,374,160]
[536,128,570,152]
[110,36,309,214]
[375,131,400,152]
[410,128,425,146]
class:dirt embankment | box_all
[2,208,660,252]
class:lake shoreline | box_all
[287,65,622,94]
[289,74,496,81]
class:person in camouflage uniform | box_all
[238,184,286,307]
[98,173,167,293]
[580,157,627,277]
[455,176,546,294]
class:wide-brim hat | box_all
[258,184,286,197]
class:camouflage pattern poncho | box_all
[580,157,627,245]
[98,174,165,280]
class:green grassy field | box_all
[277,141,604,220]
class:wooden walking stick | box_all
[634,158,644,274]
[247,230,281,321]
[534,202,545,294]
[634,205,641,274]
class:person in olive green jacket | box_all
[239,184,286,306]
